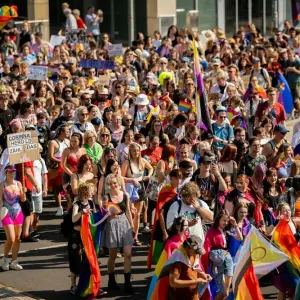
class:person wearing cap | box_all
[262,124,289,166]
[251,56,270,89]
[167,235,211,300]
[133,94,152,132]
[166,182,213,244]
[255,87,286,127]
[212,106,234,150]
[0,165,25,271]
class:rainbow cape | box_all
[147,184,178,269]
[147,244,210,300]
[233,226,288,300]
[0,6,18,30]
[77,208,108,299]
[276,71,294,115]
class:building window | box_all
[198,0,217,32]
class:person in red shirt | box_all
[141,136,162,166]
[255,87,286,126]
[73,9,87,29]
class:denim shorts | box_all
[32,195,43,214]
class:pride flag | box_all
[233,226,288,299]
[276,71,294,115]
[0,6,18,30]
[292,0,300,27]
[77,209,108,299]
[192,40,212,134]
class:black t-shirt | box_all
[0,108,16,131]
[50,116,69,131]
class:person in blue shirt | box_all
[212,106,234,150]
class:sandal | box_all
[134,239,143,246]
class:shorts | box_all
[2,211,24,226]
[32,195,43,214]
[21,192,33,217]
[290,82,300,102]
[68,229,84,275]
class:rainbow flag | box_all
[0,6,18,30]
[77,209,108,299]
[233,226,288,299]
[292,0,300,27]
[192,39,212,134]
[147,184,178,270]
[147,245,209,300]
[276,71,293,115]
[273,219,300,272]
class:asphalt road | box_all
[0,118,298,300]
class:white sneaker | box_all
[143,226,151,233]
[55,206,64,216]
[10,260,23,271]
[1,257,10,271]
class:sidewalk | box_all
[0,284,42,300]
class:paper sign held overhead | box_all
[79,59,114,70]
[50,35,66,47]
[7,131,40,165]
[108,44,123,57]
[28,66,48,81]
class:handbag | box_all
[47,158,59,169]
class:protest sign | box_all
[7,131,40,164]
[96,75,110,86]
[28,65,48,80]
[79,59,114,70]
[65,29,87,45]
[50,35,66,47]
[108,44,123,57]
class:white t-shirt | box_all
[166,199,211,242]
[32,158,48,196]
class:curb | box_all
[0,284,44,300]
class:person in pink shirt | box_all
[31,32,53,56]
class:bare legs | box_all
[4,225,22,260]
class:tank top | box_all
[107,192,127,214]
[3,181,21,219]
[67,155,78,173]
[54,139,69,159]
[128,159,144,181]
[73,199,94,226]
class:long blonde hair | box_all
[128,142,144,170]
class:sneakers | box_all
[30,231,40,238]
[1,257,10,271]
[55,206,64,216]
[22,235,39,242]
[10,260,23,271]
[70,285,77,295]
[97,289,107,297]
[143,226,151,233]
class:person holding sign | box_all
[0,165,25,271]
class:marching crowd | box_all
[0,2,300,299]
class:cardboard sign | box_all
[79,59,114,70]
[50,35,66,46]
[7,131,40,165]
[96,75,110,86]
[28,66,48,80]
[241,75,251,90]
[65,29,87,45]
[108,44,123,57]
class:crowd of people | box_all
[0,2,300,299]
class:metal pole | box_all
[248,0,252,24]
[128,0,135,46]
[110,0,115,42]
[263,0,266,36]
[236,0,239,33]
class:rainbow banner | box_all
[0,6,18,30]
[273,219,300,272]
[77,209,108,299]
[233,226,288,299]
[147,184,178,270]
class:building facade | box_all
[11,0,294,42]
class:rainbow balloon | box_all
[0,6,18,30]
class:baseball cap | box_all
[5,165,16,171]
[199,155,213,164]
[252,57,260,64]
[274,124,289,134]
[213,58,221,66]
[215,105,227,113]
[183,235,204,254]
[91,117,101,126]
[182,57,191,63]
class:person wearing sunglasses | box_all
[212,106,234,151]
[70,106,96,137]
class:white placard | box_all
[50,35,66,46]
[96,75,110,86]
[108,44,123,57]
[28,65,48,81]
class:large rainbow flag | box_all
[292,0,300,28]
[276,71,294,115]
[77,209,108,299]
[147,244,210,300]
[0,6,18,30]
[233,226,288,299]
[147,184,178,270]
[192,39,212,134]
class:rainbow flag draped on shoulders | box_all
[233,225,288,300]
[276,71,294,115]
[77,208,109,299]
[147,244,210,300]
[0,6,18,30]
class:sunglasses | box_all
[65,90,72,93]
[187,83,194,86]
[126,119,133,121]
[81,113,88,116]
[160,62,167,65]
[61,77,68,80]
[101,134,109,137]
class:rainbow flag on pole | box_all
[292,0,300,28]
[77,209,108,299]
[0,6,18,30]
[233,226,288,299]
